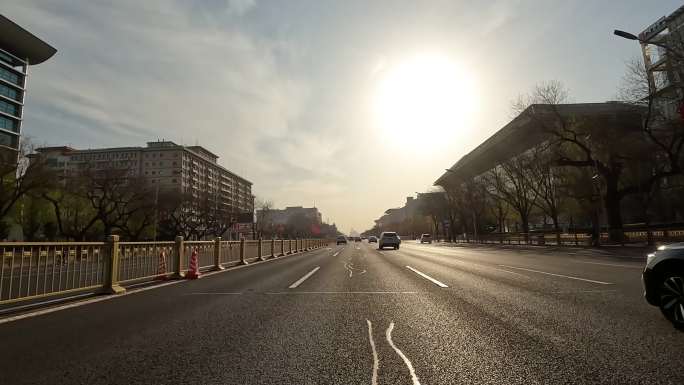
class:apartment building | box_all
[35,140,254,215]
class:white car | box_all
[420,234,432,244]
[379,232,401,250]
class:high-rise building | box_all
[638,5,684,118]
[0,14,56,162]
[34,141,254,215]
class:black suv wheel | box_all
[659,271,684,330]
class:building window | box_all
[0,116,17,132]
[0,83,20,102]
[0,131,17,148]
[0,67,21,86]
[0,99,19,117]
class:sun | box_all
[373,53,477,149]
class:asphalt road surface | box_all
[1,241,682,384]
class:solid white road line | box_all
[186,292,242,295]
[265,291,418,295]
[288,267,320,289]
[386,322,421,385]
[498,265,614,285]
[574,261,643,269]
[367,320,379,385]
[406,266,449,288]
[333,250,341,257]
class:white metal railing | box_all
[0,237,330,306]
[0,242,106,305]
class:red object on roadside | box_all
[155,250,168,280]
[186,248,201,279]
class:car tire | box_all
[658,271,684,331]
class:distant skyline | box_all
[4,0,682,232]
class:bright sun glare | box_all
[373,54,477,148]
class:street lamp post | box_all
[613,29,684,60]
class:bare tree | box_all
[513,80,682,242]
[483,153,540,241]
[157,190,200,240]
[418,191,448,239]
[0,140,56,221]
[255,198,274,238]
[42,181,100,241]
[529,145,566,244]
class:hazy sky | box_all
[4,0,682,233]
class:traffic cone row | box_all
[155,250,168,280]
[186,248,201,279]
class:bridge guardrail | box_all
[0,237,330,307]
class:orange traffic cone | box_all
[155,250,168,280]
[186,248,201,279]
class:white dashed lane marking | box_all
[498,265,613,285]
[288,267,320,289]
[406,266,448,288]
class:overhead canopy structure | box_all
[0,14,57,65]
[434,102,644,187]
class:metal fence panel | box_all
[0,243,105,305]
[184,241,214,270]
[118,242,175,283]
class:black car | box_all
[354,237,361,242]
[643,243,684,330]
[336,236,347,245]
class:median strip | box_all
[498,265,613,285]
[288,267,320,289]
[406,266,448,288]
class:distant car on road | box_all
[336,236,347,245]
[420,234,432,244]
[368,236,378,243]
[643,243,684,330]
[379,232,401,250]
[354,237,361,242]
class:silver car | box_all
[379,232,401,250]
[643,243,684,330]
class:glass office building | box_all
[0,14,56,162]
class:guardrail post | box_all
[280,239,285,256]
[288,238,292,254]
[104,235,125,294]
[170,236,185,279]
[258,237,266,261]
[270,238,275,258]
[214,237,224,270]
[240,238,248,265]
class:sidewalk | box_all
[430,241,652,260]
